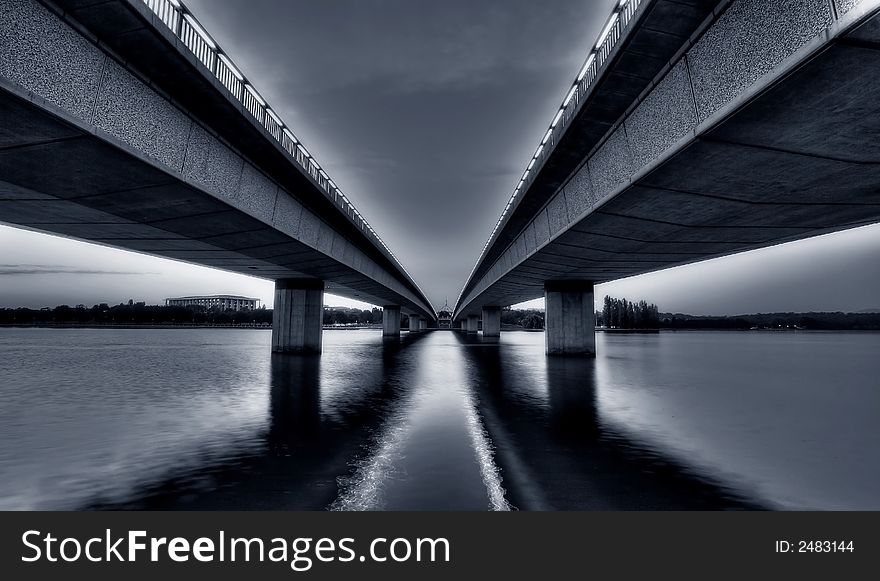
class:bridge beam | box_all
[272,279,324,354]
[481,306,501,337]
[382,306,401,337]
[545,280,595,357]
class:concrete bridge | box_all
[0,0,436,352]
[454,0,880,355]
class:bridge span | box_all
[454,0,880,355]
[0,0,436,352]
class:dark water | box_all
[1,328,878,510]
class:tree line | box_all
[0,302,386,327]
[661,311,880,330]
[500,308,544,329]
[597,296,661,329]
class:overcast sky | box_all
[2,0,880,314]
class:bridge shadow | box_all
[86,331,432,510]
[454,332,766,510]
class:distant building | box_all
[437,301,453,329]
[165,295,259,311]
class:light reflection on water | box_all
[0,327,877,510]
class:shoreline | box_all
[0,324,383,331]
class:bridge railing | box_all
[139,0,426,300]
[455,0,643,313]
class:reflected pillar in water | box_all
[272,279,324,354]
[408,315,421,332]
[382,306,401,337]
[482,306,501,337]
[268,354,322,444]
[545,280,595,357]
[466,314,480,333]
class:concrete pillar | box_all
[482,306,501,337]
[544,280,595,357]
[419,318,427,331]
[409,316,420,332]
[272,279,324,354]
[382,305,401,337]
[466,314,479,333]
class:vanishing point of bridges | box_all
[2,0,880,354]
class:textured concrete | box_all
[481,306,501,338]
[95,59,192,170]
[588,125,633,201]
[235,162,279,224]
[563,163,595,223]
[0,0,104,120]
[547,192,568,234]
[382,305,401,337]
[466,315,480,334]
[836,0,865,14]
[624,60,696,169]
[408,316,420,332]
[272,193,304,238]
[182,125,244,202]
[688,0,833,122]
[272,279,324,354]
[419,319,427,331]
[544,281,595,357]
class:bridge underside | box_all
[0,0,435,322]
[457,2,880,316]
[0,85,426,315]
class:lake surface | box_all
[1,328,878,510]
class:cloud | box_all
[0,265,158,276]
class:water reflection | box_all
[3,328,877,510]
[89,331,431,510]
[455,332,763,510]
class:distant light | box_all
[169,0,181,7]
[297,144,309,158]
[527,159,535,171]
[217,53,243,80]
[618,0,629,7]
[309,157,319,168]
[535,144,544,159]
[266,108,283,125]
[282,128,298,144]
[577,53,596,82]
[551,109,564,128]
[183,14,216,50]
[244,84,266,106]
[328,180,337,190]
[563,85,577,107]
[319,169,329,179]
[596,13,619,48]
[541,129,553,145]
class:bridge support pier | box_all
[544,280,595,357]
[481,306,501,337]
[382,306,401,337]
[419,319,427,331]
[408,316,420,332]
[272,279,324,354]
[466,315,480,333]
